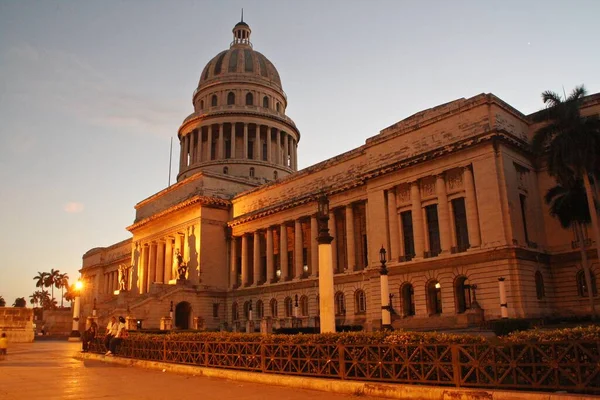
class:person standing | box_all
[0,333,7,359]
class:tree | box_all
[57,272,69,308]
[532,85,600,269]
[545,179,596,318]
[0,295,5,307]
[40,291,56,310]
[13,297,26,307]
[64,284,76,307]
[33,271,48,289]
[44,269,61,302]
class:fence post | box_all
[338,344,346,379]
[261,342,266,373]
[451,344,461,388]
[163,337,167,362]
[205,341,209,367]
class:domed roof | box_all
[196,21,282,92]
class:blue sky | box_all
[0,0,598,305]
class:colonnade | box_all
[180,122,298,171]
[103,270,119,294]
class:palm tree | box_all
[532,85,600,266]
[57,273,69,308]
[40,291,55,310]
[44,269,61,302]
[545,179,596,318]
[64,285,76,307]
[33,271,48,289]
[0,295,5,307]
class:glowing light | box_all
[75,280,84,291]
[435,282,441,289]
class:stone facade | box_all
[80,20,600,332]
[0,308,34,342]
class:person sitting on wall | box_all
[104,317,117,352]
[106,316,127,356]
[81,321,98,353]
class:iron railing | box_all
[90,337,600,394]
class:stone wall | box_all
[0,307,34,343]
[41,309,73,336]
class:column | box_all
[185,134,191,167]
[291,139,297,170]
[276,129,281,165]
[230,123,236,159]
[165,237,173,283]
[464,166,482,247]
[255,125,261,161]
[328,211,337,273]
[230,237,238,289]
[435,174,452,253]
[139,244,148,294]
[156,240,165,283]
[294,219,303,278]
[191,130,197,164]
[148,242,157,292]
[253,231,261,285]
[103,273,108,294]
[243,123,249,159]
[241,234,249,286]
[179,136,185,171]
[284,134,289,167]
[280,224,288,280]
[266,228,274,283]
[411,182,425,258]
[345,204,356,271]
[387,189,400,261]
[218,123,224,159]
[266,126,272,162]
[206,126,213,161]
[310,215,319,277]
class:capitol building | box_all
[80,20,600,331]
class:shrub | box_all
[502,325,600,343]
[490,319,531,336]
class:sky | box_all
[0,0,598,305]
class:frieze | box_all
[446,170,464,192]
[396,185,411,204]
[420,179,435,198]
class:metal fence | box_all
[90,337,600,394]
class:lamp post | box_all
[317,193,335,333]
[379,247,393,330]
[498,277,508,319]
[68,280,84,341]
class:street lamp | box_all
[316,193,335,333]
[69,279,84,341]
[379,246,393,330]
[498,277,508,319]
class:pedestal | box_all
[246,320,255,333]
[160,317,173,331]
[260,317,273,334]
[126,316,137,331]
[193,317,204,330]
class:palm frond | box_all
[568,85,587,101]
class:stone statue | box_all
[176,249,187,280]
[118,264,130,291]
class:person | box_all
[81,321,98,352]
[0,333,7,358]
[104,317,117,352]
[106,316,127,356]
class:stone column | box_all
[255,125,261,161]
[411,182,425,258]
[140,244,148,294]
[230,237,238,289]
[218,123,224,159]
[280,224,288,280]
[179,136,185,171]
[276,129,281,165]
[328,211,337,273]
[185,134,191,167]
[310,215,319,277]
[387,189,400,262]
[266,228,274,283]
[206,126,213,161]
[266,126,272,162]
[230,123,236,159]
[189,130,196,164]
[148,242,157,291]
[156,240,165,283]
[241,235,249,286]
[435,174,451,253]
[294,219,303,279]
[243,123,249,159]
[345,204,356,271]
[464,166,481,247]
[165,237,173,283]
[284,134,289,167]
[253,231,261,285]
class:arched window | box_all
[300,295,308,317]
[246,92,254,105]
[426,280,442,315]
[256,300,264,319]
[243,301,252,320]
[227,92,235,105]
[354,289,366,314]
[454,276,471,314]
[223,166,229,174]
[232,302,239,321]
[334,292,346,316]
[262,96,269,108]
[284,297,293,317]
[200,99,204,109]
[400,283,415,317]
[276,102,281,112]
[577,270,598,297]
[270,298,278,317]
[249,167,255,177]
[535,271,545,300]
[211,94,218,107]
[273,171,278,180]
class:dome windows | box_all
[273,171,278,180]
[276,102,281,112]
[227,92,235,105]
[223,167,229,175]
[211,95,218,107]
[262,96,269,108]
[246,92,253,106]
[200,100,204,110]
[249,167,255,177]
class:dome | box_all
[196,22,282,92]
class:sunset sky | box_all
[1,0,598,304]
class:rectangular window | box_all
[248,141,254,160]
[519,194,529,244]
[334,209,347,273]
[425,205,441,256]
[451,198,470,252]
[400,211,415,260]
[212,304,219,318]
[262,143,268,161]
[225,140,231,159]
[210,142,216,160]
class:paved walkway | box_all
[0,341,385,400]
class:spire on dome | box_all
[232,14,251,47]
